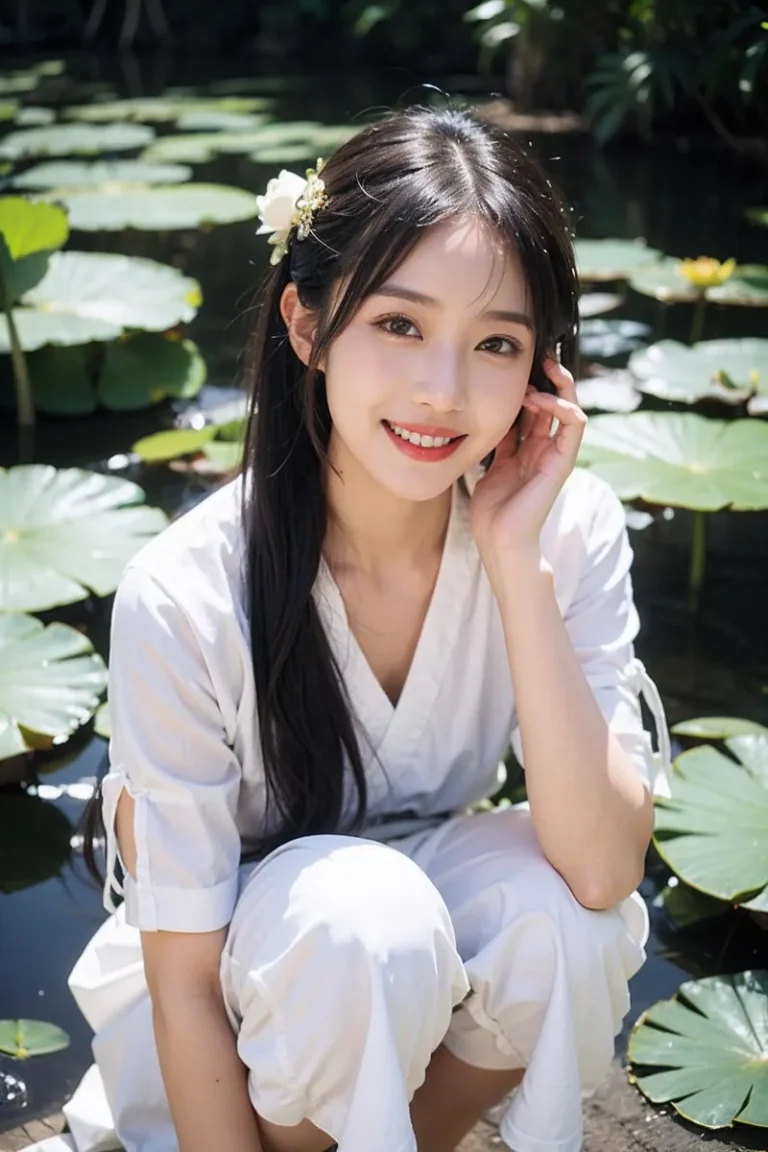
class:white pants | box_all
[66,807,648,1152]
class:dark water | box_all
[1,54,768,1133]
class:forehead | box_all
[386,217,527,310]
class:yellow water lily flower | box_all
[677,256,736,288]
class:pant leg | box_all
[220,834,470,1152]
[398,807,649,1152]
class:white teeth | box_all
[388,422,457,448]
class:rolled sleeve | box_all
[564,479,668,792]
[102,565,242,932]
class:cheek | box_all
[325,328,393,419]
[473,359,531,427]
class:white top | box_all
[100,468,670,934]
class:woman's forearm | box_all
[153,986,264,1152]
[496,550,653,909]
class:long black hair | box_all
[83,104,579,884]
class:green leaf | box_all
[747,207,768,227]
[64,96,270,123]
[0,344,96,414]
[628,971,768,1128]
[0,196,69,259]
[576,370,641,413]
[0,123,156,160]
[577,413,768,511]
[100,333,206,409]
[574,238,663,282]
[629,339,768,407]
[132,425,217,463]
[653,738,768,905]
[11,160,193,188]
[15,106,55,127]
[41,182,261,232]
[0,73,40,96]
[93,699,111,739]
[0,250,202,352]
[0,1018,70,1058]
[0,613,107,759]
[142,121,359,165]
[630,258,768,306]
[579,319,649,360]
[671,717,768,740]
[578,293,622,318]
[660,882,731,929]
[0,464,168,611]
[202,439,244,472]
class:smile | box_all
[382,420,466,461]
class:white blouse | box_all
[101,468,670,934]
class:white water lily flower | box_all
[255,169,307,238]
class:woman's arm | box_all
[495,554,654,911]
[118,793,264,1152]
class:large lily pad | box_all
[0,1019,70,1058]
[576,370,641,413]
[15,106,56,127]
[141,121,359,165]
[629,339,768,407]
[0,465,168,611]
[41,182,261,231]
[671,717,768,740]
[653,735,768,910]
[0,250,202,352]
[0,123,155,160]
[64,96,271,123]
[628,971,768,1128]
[579,318,650,360]
[0,335,206,414]
[577,413,768,511]
[578,293,622,318]
[12,160,193,188]
[0,73,40,96]
[574,238,663,282]
[0,613,107,759]
[0,794,73,893]
[630,258,768,306]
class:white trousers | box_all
[66,807,649,1152]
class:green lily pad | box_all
[94,699,110,739]
[577,413,768,511]
[629,339,768,406]
[132,425,217,463]
[0,123,155,160]
[0,74,40,96]
[41,182,261,231]
[175,111,266,132]
[0,613,107,759]
[653,735,768,907]
[65,96,270,123]
[0,101,18,120]
[576,370,641,413]
[578,293,622,318]
[629,258,768,306]
[142,121,358,165]
[0,250,202,352]
[15,106,55,127]
[0,196,68,260]
[628,971,768,1128]
[671,717,768,740]
[11,160,193,188]
[0,794,73,892]
[201,438,244,472]
[249,143,317,164]
[747,208,768,227]
[0,1019,70,1058]
[659,881,731,929]
[574,238,663,282]
[0,464,168,612]
[101,333,206,409]
[579,318,650,360]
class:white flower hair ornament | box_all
[255,160,328,265]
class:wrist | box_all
[489,548,554,609]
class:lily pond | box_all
[1,54,768,1143]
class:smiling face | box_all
[322,216,537,503]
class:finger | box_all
[522,392,587,455]
[542,356,578,403]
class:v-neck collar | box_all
[313,480,477,760]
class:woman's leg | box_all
[398,807,648,1152]
[221,834,470,1152]
[410,1045,523,1152]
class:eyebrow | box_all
[373,284,534,330]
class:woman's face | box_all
[322,217,537,503]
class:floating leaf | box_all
[578,293,622,318]
[0,465,168,612]
[629,339,768,407]
[41,182,261,231]
[0,250,202,352]
[0,1018,70,1058]
[654,736,768,906]
[0,74,40,96]
[577,413,768,511]
[175,111,266,132]
[142,121,359,165]
[630,258,768,306]
[628,971,768,1128]
[0,123,155,160]
[132,425,217,463]
[579,318,650,359]
[0,613,107,759]
[660,881,731,929]
[576,370,641,413]
[65,96,271,123]
[100,333,206,409]
[12,160,192,188]
[0,795,73,892]
[0,196,68,260]
[94,700,110,739]
[671,717,768,740]
[15,106,55,127]
[574,238,663,282]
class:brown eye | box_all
[479,336,522,355]
[378,314,418,338]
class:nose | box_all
[409,341,467,413]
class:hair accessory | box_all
[255,159,327,265]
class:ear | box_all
[279,282,318,368]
